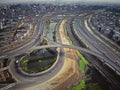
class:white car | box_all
[16,60,19,63]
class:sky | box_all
[0,0,120,4]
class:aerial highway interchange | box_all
[0,4,120,90]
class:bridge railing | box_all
[0,83,16,90]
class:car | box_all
[16,60,19,63]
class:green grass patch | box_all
[72,80,85,90]
[80,60,86,72]
[62,88,67,90]
[63,25,89,65]
[63,24,92,90]
[63,24,87,90]
[20,55,57,74]
[20,56,29,71]
[27,58,55,73]
[64,25,73,45]
[63,24,89,70]
[76,51,89,65]
[68,36,73,45]
[77,50,89,72]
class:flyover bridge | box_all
[30,42,120,75]
[30,44,102,59]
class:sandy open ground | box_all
[27,20,81,90]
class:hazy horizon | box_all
[0,0,120,4]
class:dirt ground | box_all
[49,20,82,90]
[27,20,82,90]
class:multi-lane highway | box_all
[72,15,120,88]
[73,15,120,71]
[7,16,67,90]
[1,12,120,90]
